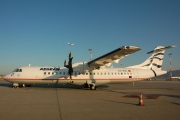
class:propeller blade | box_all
[69,51,72,59]
[64,51,74,80]
[69,57,73,65]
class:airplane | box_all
[4,45,176,90]
[170,77,180,80]
[68,42,74,46]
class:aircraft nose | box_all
[3,74,10,80]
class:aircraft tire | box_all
[12,83,19,88]
[90,85,96,90]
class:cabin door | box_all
[133,70,139,81]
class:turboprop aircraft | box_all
[4,45,176,90]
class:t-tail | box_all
[127,46,176,70]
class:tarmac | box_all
[0,78,179,120]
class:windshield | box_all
[13,68,22,72]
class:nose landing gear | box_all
[12,83,19,88]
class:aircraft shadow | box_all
[99,99,138,106]
[0,83,12,88]
[24,84,108,90]
[97,88,180,100]
[171,102,180,105]
[0,80,12,88]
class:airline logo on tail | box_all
[143,53,164,68]
[150,52,164,69]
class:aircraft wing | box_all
[88,46,141,68]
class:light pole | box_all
[168,53,172,80]
[89,49,92,61]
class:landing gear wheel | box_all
[12,83,19,89]
[13,86,18,89]
[90,85,96,90]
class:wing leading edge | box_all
[88,46,141,68]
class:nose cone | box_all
[3,73,15,83]
[3,75,8,80]
[3,73,11,81]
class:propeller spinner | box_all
[64,51,73,82]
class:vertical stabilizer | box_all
[127,46,176,70]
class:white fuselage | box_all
[4,66,167,86]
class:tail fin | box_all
[127,46,176,70]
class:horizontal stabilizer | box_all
[147,46,176,54]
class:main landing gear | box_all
[12,83,31,88]
[84,83,96,90]
[90,84,96,90]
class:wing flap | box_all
[88,46,141,68]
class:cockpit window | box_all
[13,69,18,72]
[13,69,22,72]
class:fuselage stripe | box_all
[4,78,146,81]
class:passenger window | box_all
[52,72,54,75]
[86,73,88,75]
[48,72,50,75]
[44,72,46,75]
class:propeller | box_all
[64,51,73,81]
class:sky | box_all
[0,0,180,75]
